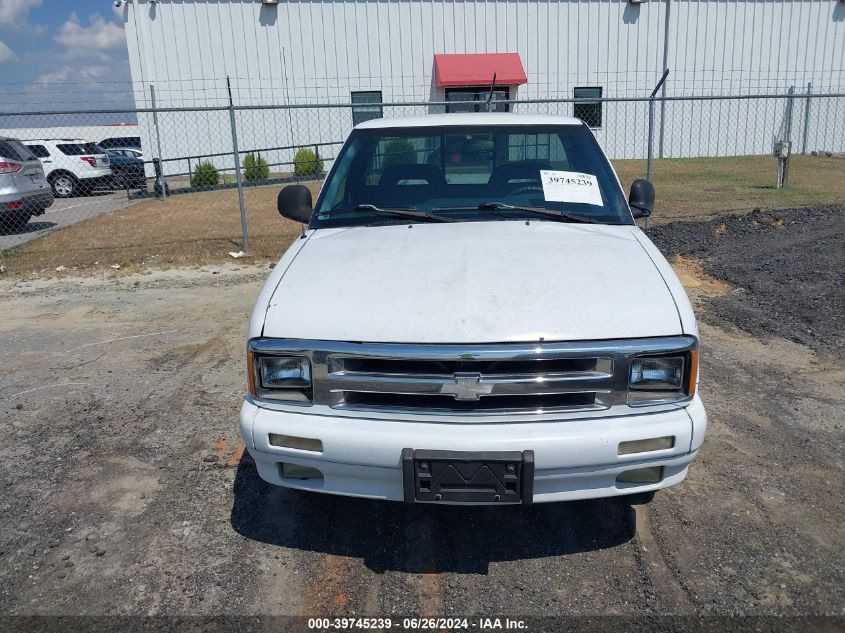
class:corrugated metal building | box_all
[0,125,139,147]
[120,0,845,171]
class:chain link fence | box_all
[1,89,843,256]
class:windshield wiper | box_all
[476,202,598,224]
[433,202,598,224]
[350,204,454,223]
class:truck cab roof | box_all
[354,113,584,130]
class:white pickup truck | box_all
[240,113,706,506]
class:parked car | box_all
[107,147,144,160]
[23,139,112,198]
[0,136,54,231]
[102,147,146,189]
[240,113,707,507]
[99,136,141,152]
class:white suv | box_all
[23,139,112,198]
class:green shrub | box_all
[293,148,324,178]
[382,139,417,168]
[243,153,270,181]
[190,161,219,188]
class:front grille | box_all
[326,353,614,413]
[341,391,599,412]
[339,357,600,376]
[248,336,698,417]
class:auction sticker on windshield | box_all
[540,170,603,206]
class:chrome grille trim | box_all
[248,336,697,416]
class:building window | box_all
[445,87,510,113]
[573,87,603,128]
[351,91,383,126]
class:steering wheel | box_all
[508,184,545,197]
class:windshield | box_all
[313,124,631,227]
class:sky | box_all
[0,0,133,111]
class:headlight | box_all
[630,356,684,390]
[628,350,696,406]
[248,352,312,402]
[260,356,311,388]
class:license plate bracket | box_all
[401,449,534,505]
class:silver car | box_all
[0,136,54,231]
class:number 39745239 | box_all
[547,176,592,186]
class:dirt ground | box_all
[0,209,843,626]
[650,206,845,355]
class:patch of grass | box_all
[5,181,321,278]
[613,154,845,222]
[4,155,843,278]
[0,249,9,270]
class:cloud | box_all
[35,65,109,85]
[55,13,124,50]
[0,41,17,64]
[0,0,42,25]
[12,62,134,111]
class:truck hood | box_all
[263,221,682,343]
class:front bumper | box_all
[239,395,707,504]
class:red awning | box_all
[434,53,527,87]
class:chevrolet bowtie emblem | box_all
[440,372,493,401]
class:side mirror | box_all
[277,184,313,223]
[628,179,655,219]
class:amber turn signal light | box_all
[247,349,256,396]
[686,348,698,396]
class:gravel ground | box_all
[649,206,845,355]
[0,210,843,628]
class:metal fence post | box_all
[645,99,655,231]
[647,98,656,183]
[227,76,249,254]
[784,86,795,186]
[785,85,795,141]
[658,0,672,159]
[802,82,812,154]
[645,70,670,231]
[646,69,670,186]
[150,84,166,200]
